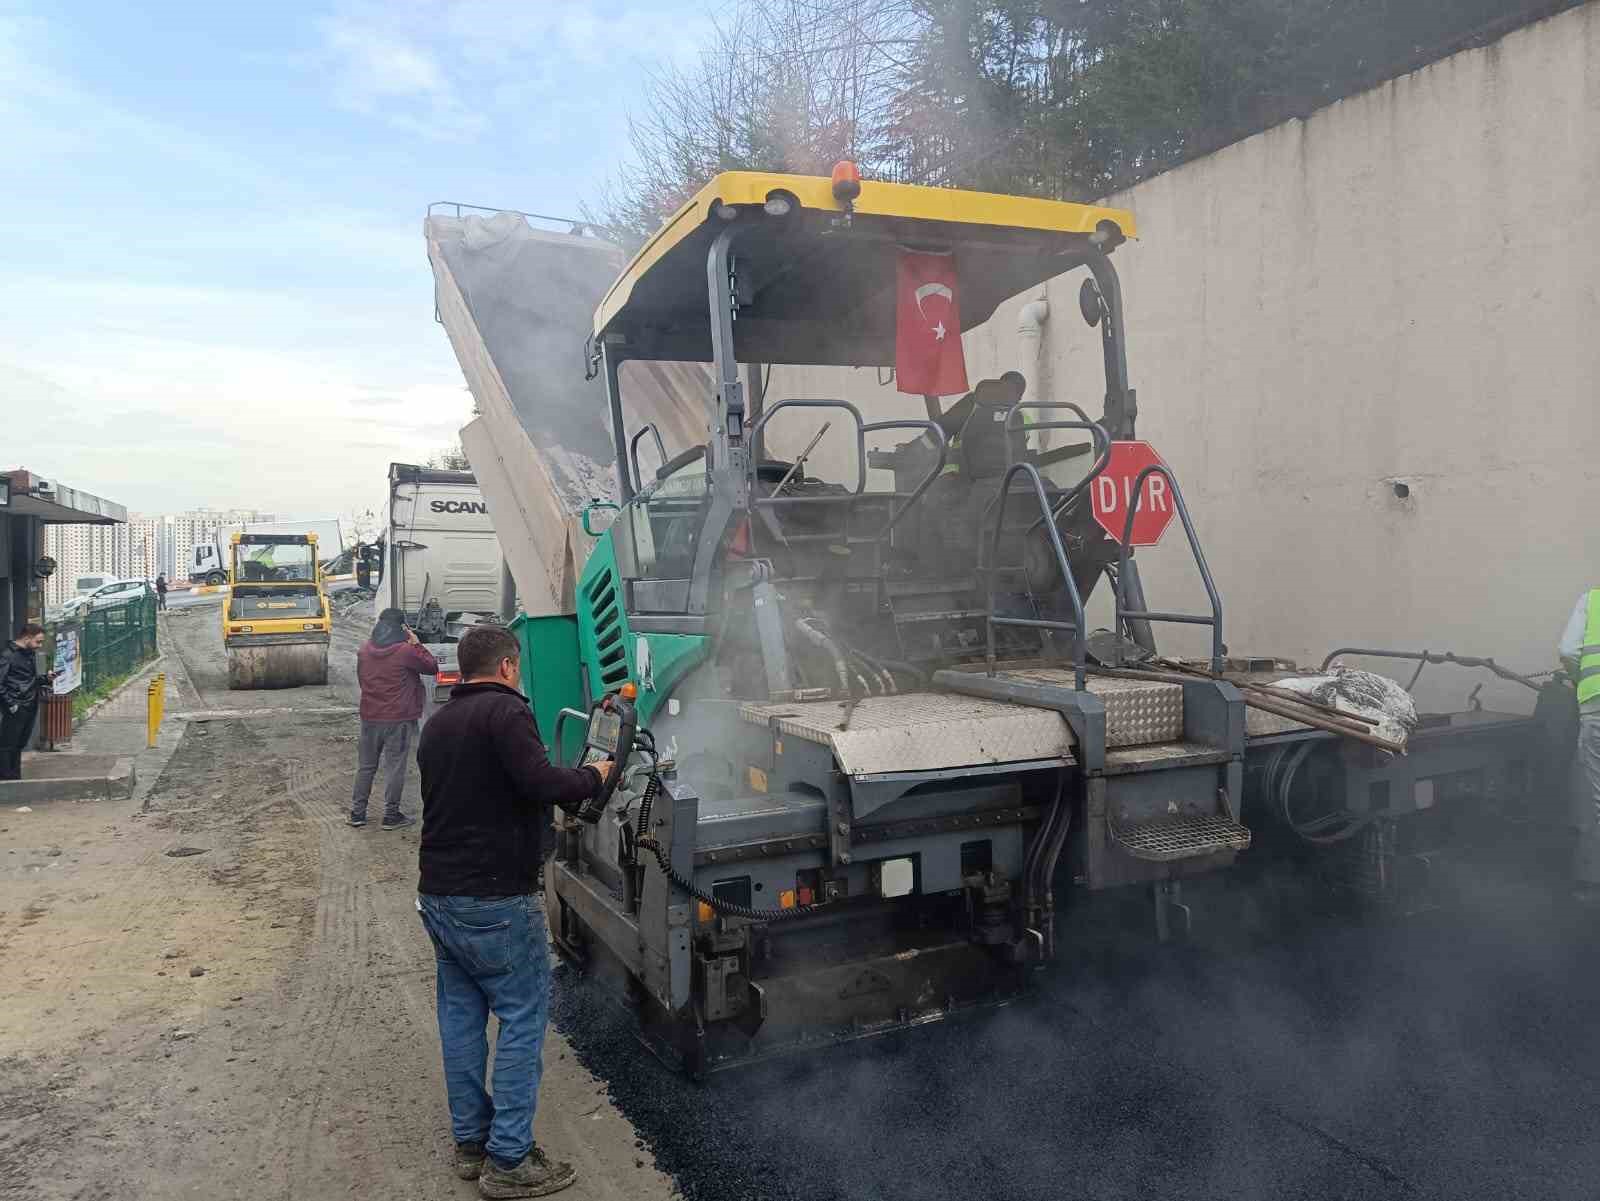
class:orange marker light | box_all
[696,901,715,925]
[779,889,798,910]
[619,682,638,701]
[831,160,862,203]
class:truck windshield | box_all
[236,544,315,583]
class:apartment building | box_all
[40,507,281,604]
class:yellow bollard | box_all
[146,673,166,748]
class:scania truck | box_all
[386,463,512,712]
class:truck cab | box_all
[386,463,511,715]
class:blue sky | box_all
[1,0,714,519]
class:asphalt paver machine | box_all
[532,168,1297,1073]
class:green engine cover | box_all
[514,530,708,758]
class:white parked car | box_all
[60,578,154,619]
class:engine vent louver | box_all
[585,564,630,689]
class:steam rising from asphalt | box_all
[553,845,1600,1201]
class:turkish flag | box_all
[895,249,968,396]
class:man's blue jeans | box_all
[417,893,550,1168]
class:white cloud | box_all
[306,0,716,143]
[316,12,486,141]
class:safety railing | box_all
[1319,647,1544,693]
[1003,401,1112,531]
[426,200,594,233]
[629,423,669,487]
[1114,465,1225,674]
[985,463,1091,690]
[746,399,948,541]
[80,596,158,694]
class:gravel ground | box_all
[553,854,1600,1201]
[0,601,671,1201]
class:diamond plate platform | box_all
[942,665,1186,748]
[1110,812,1252,862]
[740,692,1075,778]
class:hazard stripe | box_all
[1580,665,1600,681]
[1583,644,1600,656]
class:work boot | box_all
[381,813,416,831]
[453,1141,487,1180]
[477,1148,577,1198]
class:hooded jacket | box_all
[417,681,600,896]
[356,639,439,722]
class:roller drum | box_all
[226,641,330,689]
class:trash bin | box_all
[39,691,73,750]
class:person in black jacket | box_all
[1,623,53,781]
[416,623,609,1199]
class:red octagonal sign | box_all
[1091,440,1176,547]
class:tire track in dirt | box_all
[160,607,440,1196]
[222,732,443,1198]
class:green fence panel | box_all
[76,595,157,694]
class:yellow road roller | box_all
[222,532,332,689]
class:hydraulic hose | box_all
[849,650,894,696]
[1270,741,1372,845]
[634,834,826,922]
[622,732,823,922]
[795,616,853,696]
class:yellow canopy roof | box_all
[592,171,1135,367]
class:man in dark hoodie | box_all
[350,607,438,829]
[416,623,608,1198]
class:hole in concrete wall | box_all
[1392,481,1411,500]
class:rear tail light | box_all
[437,671,460,686]
[796,884,814,907]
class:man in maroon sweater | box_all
[349,607,438,830]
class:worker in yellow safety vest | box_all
[1559,588,1600,896]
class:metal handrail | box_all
[553,706,591,766]
[985,462,1090,690]
[743,401,949,547]
[426,200,594,233]
[1002,402,1113,532]
[861,417,948,537]
[749,399,868,495]
[1114,465,1224,674]
[1319,647,1544,693]
[629,423,668,487]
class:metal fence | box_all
[75,595,158,693]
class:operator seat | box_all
[955,374,1029,479]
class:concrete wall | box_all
[769,3,1600,710]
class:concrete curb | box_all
[0,756,136,805]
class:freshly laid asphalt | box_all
[551,856,1600,1201]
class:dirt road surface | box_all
[0,602,672,1201]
